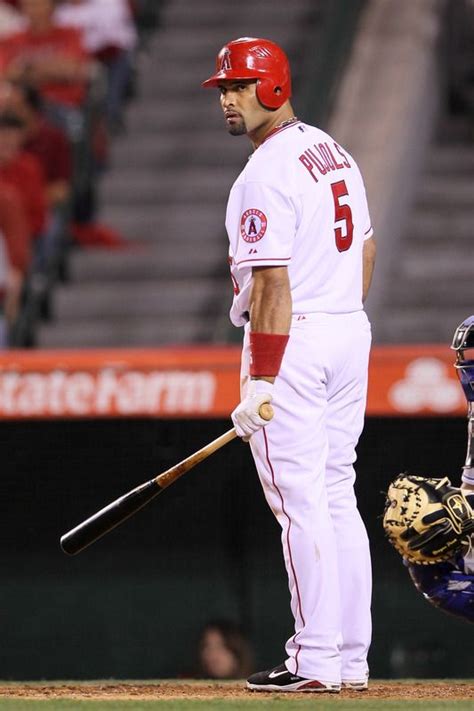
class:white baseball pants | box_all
[242,310,372,684]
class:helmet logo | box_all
[251,46,272,59]
[220,48,232,71]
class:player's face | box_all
[219,80,270,136]
[198,629,238,678]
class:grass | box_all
[0,700,474,710]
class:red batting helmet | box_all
[202,37,292,110]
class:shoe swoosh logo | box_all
[268,670,288,679]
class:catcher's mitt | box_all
[383,474,474,565]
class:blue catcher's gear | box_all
[452,315,474,485]
[452,315,474,403]
[407,556,474,623]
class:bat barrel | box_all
[60,407,274,556]
[60,479,163,555]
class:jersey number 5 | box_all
[331,180,353,252]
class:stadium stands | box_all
[36,0,329,348]
[0,0,471,349]
[0,0,159,347]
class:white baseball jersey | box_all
[225,121,373,326]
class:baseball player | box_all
[202,38,376,693]
[395,316,474,623]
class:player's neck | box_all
[248,104,296,149]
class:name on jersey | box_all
[299,141,351,183]
[240,208,267,243]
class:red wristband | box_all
[249,331,289,377]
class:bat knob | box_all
[259,403,274,421]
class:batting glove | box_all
[232,380,274,441]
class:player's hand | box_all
[232,380,274,441]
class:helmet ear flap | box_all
[256,77,287,110]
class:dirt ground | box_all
[0,681,472,701]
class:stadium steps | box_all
[372,308,470,344]
[70,246,226,282]
[38,315,218,348]
[40,279,229,319]
[100,168,235,205]
[37,0,319,348]
[378,119,474,344]
[108,131,248,170]
[83,205,221,244]
[38,278,228,347]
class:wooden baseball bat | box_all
[60,403,273,555]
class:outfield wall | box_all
[0,415,471,680]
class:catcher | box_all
[384,316,474,623]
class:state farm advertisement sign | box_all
[0,345,466,419]
[367,346,465,416]
[0,348,241,419]
[0,370,217,417]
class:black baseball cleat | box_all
[246,663,341,693]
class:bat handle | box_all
[259,403,274,421]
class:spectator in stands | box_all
[0,180,31,345]
[0,110,46,236]
[0,80,71,207]
[55,0,137,133]
[0,0,24,38]
[0,85,127,251]
[193,620,254,680]
[0,0,92,133]
[0,80,72,276]
[0,1,111,235]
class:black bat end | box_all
[60,533,81,556]
[60,479,163,555]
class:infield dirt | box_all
[0,681,472,701]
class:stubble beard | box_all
[227,118,247,136]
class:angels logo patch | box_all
[240,209,267,243]
[220,48,232,71]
